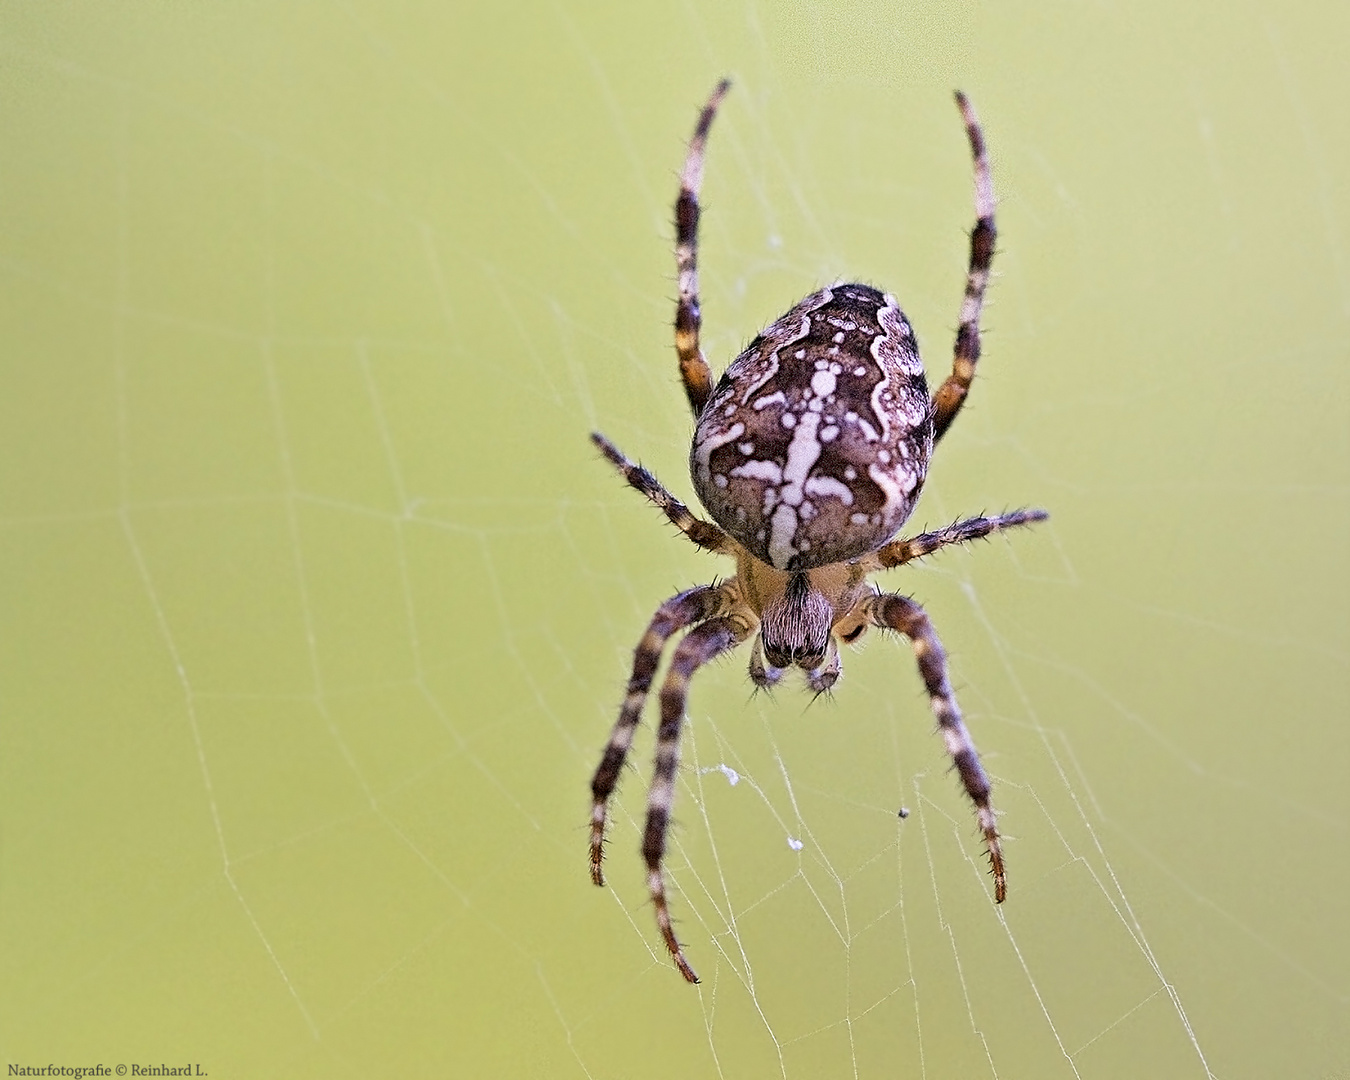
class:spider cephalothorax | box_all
[588,80,1047,984]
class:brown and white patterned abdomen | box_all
[690,284,934,570]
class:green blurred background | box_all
[1,2,1345,1076]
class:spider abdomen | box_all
[690,283,933,571]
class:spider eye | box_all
[760,573,832,669]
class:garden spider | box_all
[589,80,1047,984]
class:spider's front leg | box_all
[590,584,732,885]
[867,592,1006,901]
[646,615,751,983]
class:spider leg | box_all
[646,614,749,983]
[589,584,731,886]
[592,431,733,553]
[867,592,1006,902]
[674,78,732,419]
[931,91,996,444]
[865,507,1047,572]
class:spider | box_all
[589,80,1047,984]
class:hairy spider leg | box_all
[932,91,997,443]
[589,584,732,885]
[591,432,732,553]
[645,616,750,983]
[867,592,1006,901]
[868,508,1048,571]
[674,78,732,419]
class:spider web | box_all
[0,3,1345,1079]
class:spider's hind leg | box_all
[931,91,997,445]
[674,79,732,418]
